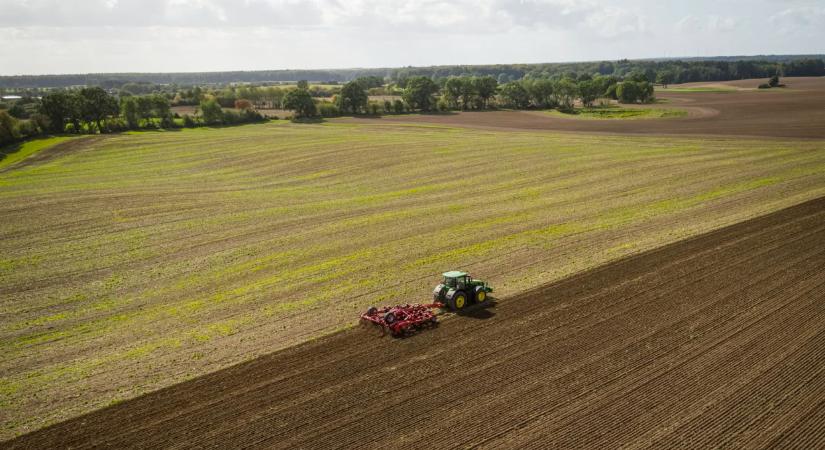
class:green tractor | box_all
[432,271,494,311]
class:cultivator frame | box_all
[359,303,443,337]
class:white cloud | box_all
[0,0,822,74]
[770,6,825,32]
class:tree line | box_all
[1,87,267,147]
[2,56,822,90]
[282,73,655,119]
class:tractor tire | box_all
[475,287,489,305]
[448,291,467,311]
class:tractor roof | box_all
[442,270,468,278]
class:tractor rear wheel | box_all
[448,291,467,310]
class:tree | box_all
[769,74,780,87]
[638,81,655,103]
[152,94,171,118]
[120,96,140,129]
[459,77,477,109]
[297,80,309,90]
[80,87,118,133]
[136,96,155,126]
[335,81,368,114]
[284,89,317,118]
[616,81,637,103]
[234,99,253,110]
[402,76,439,111]
[553,78,579,110]
[199,99,224,124]
[524,79,554,108]
[499,81,530,109]
[475,76,498,109]
[393,99,405,113]
[656,70,675,88]
[354,76,383,89]
[0,110,21,145]
[616,81,646,104]
[577,79,601,108]
[443,77,463,109]
[39,91,76,133]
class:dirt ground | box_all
[9,196,824,449]
[342,77,825,139]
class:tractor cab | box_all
[442,270,469,289]
[433,270,494,311]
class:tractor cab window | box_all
[456,276,467,286]
[444,277,456,287]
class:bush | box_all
[367,101,382,115]
[317,102,341,117]
[383,100,392,113]
[758,83,771,89]
[182,114,196,128]
[393,99,405,113]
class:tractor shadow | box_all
[454,298,498,320]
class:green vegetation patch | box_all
[544,107,687,120]
[657,87,737,93]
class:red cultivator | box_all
[360,303,443,337]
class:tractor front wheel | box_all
[475,288,489,305]
[448,291,467,310]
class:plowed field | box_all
[344,77,825,139]
[10,197,824,449]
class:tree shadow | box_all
[291,117,327,124]
[0,141,24,165]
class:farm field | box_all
[346,77,825,138]
[2,112,825,439]
[8,196,824,449]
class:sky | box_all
[0,0,823,75]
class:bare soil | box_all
[342,77,825,139]
[8,196,824,449]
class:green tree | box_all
[577,79,602,107]
[120,96,140,129]
[475,76,498,109]
[80,87,118,133]
[443,77,463,109]
[769,74,780,87]
[524,79,554,108]
[199,98,224,124]
[297,80,309,90]
[616,81,641,104]
[553,78,579,110]
[499,81,530,109]
[335,81,368,114]
[136,96,155,126]
[0,110,21,145]
[402,76,439,111]
[393,99,405,113]
[656,70,675,88]
[39,91,77,133]
[638,81,655,103]
[284,89,317,118]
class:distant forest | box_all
[1,55,824,90]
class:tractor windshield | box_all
[444,277,456,287]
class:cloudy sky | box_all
[1,0,823,75]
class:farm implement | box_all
[360,271,494,337]
[360,303,442,337]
